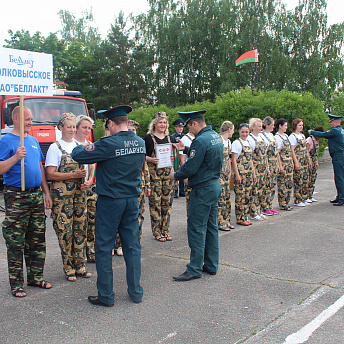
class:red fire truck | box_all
[0,84,95,158]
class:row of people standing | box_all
[228,117,323,226]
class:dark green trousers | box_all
[332,153,344,202]
[186,181,222,277]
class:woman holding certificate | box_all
[143,112,177,242]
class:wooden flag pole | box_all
[20,96,25,191]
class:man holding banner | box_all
[0,106,52,297]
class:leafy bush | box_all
[130,88,328,141]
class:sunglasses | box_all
[239,123,249,129]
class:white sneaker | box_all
[305,199,312,203]
[251,215,264,221]
[311,197,317,202]
[294,202,306,207]
[260,213,268,219]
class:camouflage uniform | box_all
[261,133,278,212]
[276,133,294,210]
[185,184,192,218]
[249,134,268,217]
[233,141,254,223]
[50,141,87,277]
[291,133,309,204]
[2,186,46,291]
[217,140,231,229]
[147,134,174,238]
[139,161,150,236]
[86,187,97,261]
[308,136,319,199]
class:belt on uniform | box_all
[4,185,41,192]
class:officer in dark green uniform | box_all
[170,110,223,281]
[72,105,146,306]
[309,114,344,206]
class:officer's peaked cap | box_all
[178,110,206,125]
[328,114,343,122]
[172,118,184,126]
[101,105,132,120]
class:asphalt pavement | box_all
[0,149,343,344]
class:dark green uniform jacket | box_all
[174,126,223,188]
[311,125,344,157]
[72,131,146,199]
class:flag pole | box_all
[256,62,259,92]
[20,96,25,191]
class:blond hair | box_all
[76,115,94,129]
[58,113,76,127]
[249,118,262,131]
[220,121,234,134]
[147,116,169,135]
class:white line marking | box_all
[283,293,344,344]
[158,332,177,343]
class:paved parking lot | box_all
[0,149,343,344]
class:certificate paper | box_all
[155,143,173,169]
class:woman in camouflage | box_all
[260,116,279,216]
[75,115,96,263]
[275,118,293,211]
[232,123,257,226]
[45,113,90,281]
[306,126,324,202]
[289,118,312,207]
[217,121,235,231]
[247,118,269,221]
[143,113,177,241]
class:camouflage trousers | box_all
[185,184,192,219]
[234,173,253,222]
[148,166,174,237]
[86,190,97,261]
[250,167,267,217]
[277,165,293,209]
[114,188,146,250]
[51,189,87,276]
[2,187,46,291]
[261,165,278,212]
[308,164,318,199]
[293,164,309,204]
[217,177,231,229]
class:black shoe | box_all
[174,194,179,199]
[132,299,142,304]
[330,198,339,203]
[173,271,201,282]
[88,296,114,307]
[202,265,217,275]
[179,193,185,197]
[333,201,344,206]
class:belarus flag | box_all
[235,49,259,66]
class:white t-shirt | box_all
[275,133,290,151]
[247,133,264,151]
[260,132,275,147]
[222,136,232,152]
[179,133,195,157]
[75,139,91,180]
[289,133,303,147]
[45,139,79,169]
[231,138,251,159]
